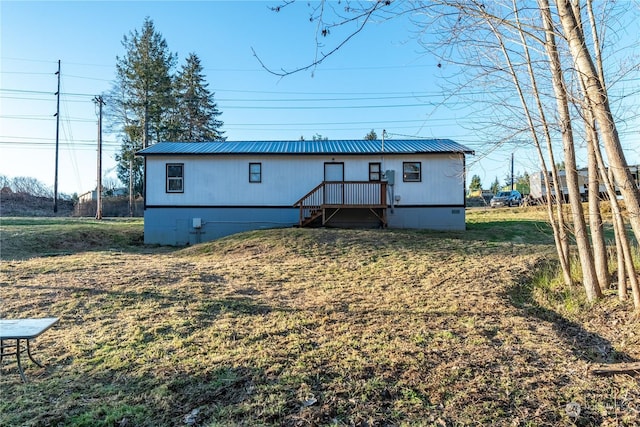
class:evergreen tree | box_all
[115,134,144,197]
[490,177,500,194]
[515,171,530,195]
[364,129,377,140]
[110,17,177,193]
[469,174,482,192]
[174,53,225,142]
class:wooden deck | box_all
[294,181,388,227]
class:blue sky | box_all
[1,1,639,196]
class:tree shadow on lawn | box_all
[0,293,283,424]
[505,260,636,365]
[5,272,276,334]
[0,363,263,427]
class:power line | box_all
[219,103,441,110]
[1,57,112,68]
[3,87,639,113]
[0,82,520,99]
[0,86,450,99]
[0,141,121,149]
[0,115,96,123]
[0,57,59,64]
[223,118,446,126]
[0,71,53,76]
[65,74,112,82]
[216,95,446,102]
[0,135,118,143]
[0,88,96,98]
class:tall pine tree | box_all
[110,17,177,194]
[108,19,227,194]
[173,53,225,142]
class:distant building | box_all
[78,190,97,204]
[529,165,640,202]
[78,187,128,203]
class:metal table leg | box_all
[1,339,35,383]
[15,339,28,383]
[26,339,44,368]
[0,317,59,383]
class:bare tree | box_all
[481,1,572,286]
[253,1,396,76]
[563,3,608,293]
[513,6,572,286]
[555,0,640,244]
[0,174,10,190]
[10,176,53,197]
[258,0,640,308]
[583,0,639,308]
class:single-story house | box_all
[137,139,474,245]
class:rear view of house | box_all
[137,139,474,245]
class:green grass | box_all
[1,210,638,426]
[0,217,146,260]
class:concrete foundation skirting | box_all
[143,205,466,245]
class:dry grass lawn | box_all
[1,211,638,426]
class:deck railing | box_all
[294,181,387,225]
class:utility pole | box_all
[53,60,61,213]
[511,152,515,191]
[129,158,134,217]
[142,102,149,203]
[94,95,105,220]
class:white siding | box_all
[145,153,465,206]
[381,154,465,205]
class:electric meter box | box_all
[383,170,395,185]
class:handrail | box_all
[294,181,388,226]
[293,181,325,208]
[294,182,324,226]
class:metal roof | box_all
[137,139,474,156]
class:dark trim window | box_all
[369,162,381,181]
[166,163,184,193]
[403,162,421,182]
[249,162,262,183]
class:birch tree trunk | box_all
[555,0,640,244]
[570,0,610,293]
[583,0,637,307]
[585,112,610,291]
[539,0,602,300]
[511,1,572,285]
[593,135,640,309]
[613,218,628,301]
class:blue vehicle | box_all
[490,190,522,208]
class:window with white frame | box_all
[166,163,184,193]
[249,163,262,183]
[403,162,421,182]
